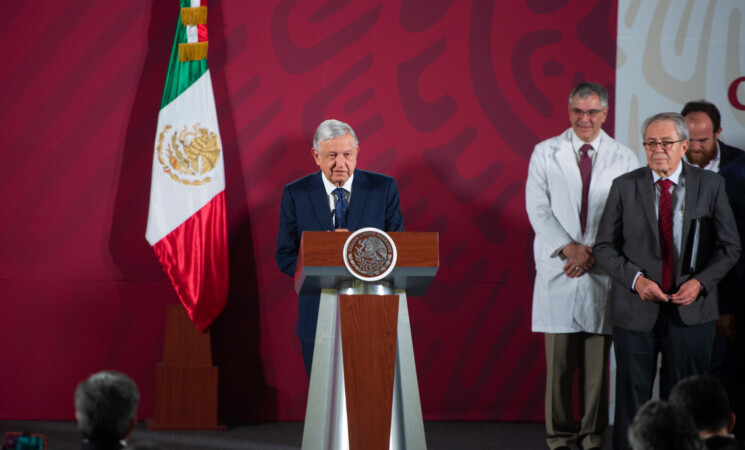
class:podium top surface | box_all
[294,231,439,296]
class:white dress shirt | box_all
[320,173,354,227]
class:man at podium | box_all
[275,119,404,377]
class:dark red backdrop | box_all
[0,0,617,421]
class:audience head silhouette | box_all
[670,375,738,440]
[628,400,701,450]
[75,370,140,446]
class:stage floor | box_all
[0,420,614,449]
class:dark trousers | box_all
[612,305,715,450]
[732,334,745,441]
[301,339,314,379]
[708,319,745,441]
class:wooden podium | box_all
[296,231,438,450]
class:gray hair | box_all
[569,82,608,109]
[312,119,358,151]
[75,371,140,441]
[641,112,689,141]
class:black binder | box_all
[682,217,714,274]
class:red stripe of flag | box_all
[152,191,228,332]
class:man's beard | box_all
[686,148,715,167]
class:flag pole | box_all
[145,0,228,430]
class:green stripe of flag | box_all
[160,2,208,109]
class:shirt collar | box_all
[652,161,683,185]
[571,131,602,155]
[320,172,354,196]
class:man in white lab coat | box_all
[526,82,639,450]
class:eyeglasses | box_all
[570,108,604,118]
[642,140,684,151]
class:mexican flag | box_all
[145,0,228,332]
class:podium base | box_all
[302,289,426,449]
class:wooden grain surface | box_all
[297,231,439,269]
[339,294,399,450]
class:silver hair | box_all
[569,82,608,109]
[75,371,140,441]
[312,119,358,151]
[641,112,689,141]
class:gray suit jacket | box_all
[594,164,740,331]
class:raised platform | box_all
[0,421,614,449]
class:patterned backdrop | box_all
[616,0,745,161]
[0,0,617,421]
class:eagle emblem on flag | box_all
[156,123,221,186]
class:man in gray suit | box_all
[594,112,741,450]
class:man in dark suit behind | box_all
[682,101,745,438]
[275,119,404,378]
[719,152,745,441]
[594,112,741,449]
[682,100,744,172]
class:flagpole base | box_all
[147,305,225,430]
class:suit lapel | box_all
[346,171,367,231]
[308,172,333,230]
[638,167,659,242]
[681,163,700,253]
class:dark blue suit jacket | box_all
[719,149,745,318]
[275,169,404,341]
[715,140,744,316]
[719,139,744,170]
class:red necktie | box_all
[579,144,593,234]
[657,178,674,292]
